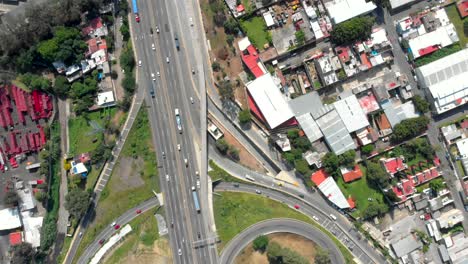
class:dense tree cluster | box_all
[215,138,240,161]
[330,16,375,45]
[253,235,269,252]
[238,109,252,125]
[315,248,331,264]
[321,150,356,178]
[11,243,35,264]
[37,27,87,64]
[65,188,92,220]
[391,116,430,143]
[366,161,388,188]
[412,95,430,113]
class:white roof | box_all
[382,100,420,127]
[71,162,88,175]
[390,0,417,9]
[18,188,36,211]
[238,37,251,51]
[315,107,356,155]
[325,0,376,24]
[0,208,21,231]
[296,113,323,143]
[246,74,294,129]
[333,95,369,133]
[415,48,468,114]
[317,176,350,209]
[409,24,459,59]
[437,209,464,229]
[457,138,468,158]
[448,233,468,263]
[97,91,115,106]
[21,212,43,248]
[305,6,317,19]
[371,28,388,46]
[310,20,324,40]
[263,12,275,27]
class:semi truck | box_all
[175,108,182,133]
[131,0,140,22]
[192,187,200,213]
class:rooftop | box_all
[333,95,370,133]
[238,37,267,78]
[97,91,116,106]
[311,169,351,209]
[381,156,406,176]
[391,235,423,258]
[315,106,356,155]
[408,24,458,59]
[9,232,22,246]
[340,165,363,183]
[358,92,380,114]
[389,0,418,10]
[437,209,464,229]
[324,0,376,24]
[0,208,21,231]
[448,232,468,263]
[382,100,419,128]
[457,0,468,18]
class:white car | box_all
[184,158,188,167]
[190,97,194,104]
[178,248,182,255]
[156,26,160,33]
[312,215,319,221]
[196,180,200,189]
[189,17,193,26]
[166,57,169,63]
[157,71,160,77]
[152,43,155,50]
[138,60,142,67]
[177,144,181,151]
[151,73,155,81]
[166,174,169,181]
[111,221,116,227]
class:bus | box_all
[192,189,200,213]
[131,0,140,22]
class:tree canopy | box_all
[366,162,388,188]
[391,116,430,143]
[412,95,430,113]
[65,188,91,220]
[330,16,375,45]
[11,243,35,264]
[315,248,331,264]
[253,235,269,252]
[37,26,87,64]
[238,109,252,125]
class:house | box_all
[436,209,464,229]
[75,152,91,164]
[311,169,351,209]
[340,165,363,183]
[390,234,423,260]
[389,0,421,12]
[86,38,107,57]
[457,138,468,177]
[82,17,108,38]
[96,91,116,107]
[289,92,324,144]
[457,0,468,18]
[324,0,376,24]
[52,61,66,74]
[441,124,464,145]
[315,52,341,86]
[445,232,468,263]
[335,46,359,77]
[263,11,275,28]
[381,156,407,177]
[246,73,296,129]
[415,48,468,115]
[333,94,370,133]
[408,25,459,60]
[208,122,224,140]
[238,37,267,78]
[70,161,88,177]
[382,100,420,128]
[9,232,23,246]
[303,151,324,168]
[275,134,291,152]
[0,208,21,231]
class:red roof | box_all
[241,45,266,78]
[383,157,405,174]
[86,38,108,56]
[461,120,468,129]
[360,53,372,69]
[335,46,350,63]
[347,197,356,209]
[236,4,245,12]
[311,169,329,186]
[418,45,439,56]
[9,232,22,246]
[457,0,468,18]
[82,17,104,36]
[342,165,363,183]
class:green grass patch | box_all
[406,153,428,169]
[415,43,462,67]
[56,237,72,263]
[85,165,101,190]
[438,116,467,128]
[240,17,269,50]
[445,5,468,47]
[208,160,248,183]
[336,165,386,219]
[68,108,116,155]
[214,191,356,264]
[103,210,160,264]
[457,160,466,177]
[73,107,159,262]
[11,79,31,92]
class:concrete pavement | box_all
[220,218,345,264]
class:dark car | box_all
[175,35,180,50]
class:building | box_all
[275,134,291,152]
[437,209,464,229]
[333,95,370,133]
[96,91,116,107]
[446,232,468,263]
[311,169,351,209]
[324,0,376,24]
[86,38,108,57]
[0,208,21,231]
[415,48,468,114]
[303,151,324,168]
[82,17,108,38]
[71,161,88,177]
[441,124,464,145]
[289,92,324,144]
[238,37,267,78]
[246,73,295,129]
[208,122,223,140]
[408,25,459,60]
[382,100,420,128]
[381,156,407,177]
[340,165,363,183]
[390,234,423,259]
[263,11,275,28]
[390,0,421,12]
[458,0,468,18]
[9,232,23,246]
[457,138,468,176]
[315,52,341,86]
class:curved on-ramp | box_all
[219,218,345,264]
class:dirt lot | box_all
[111,157,145,193]
[235,233,319,264]
[104,238,173,264]
[209,115,265,173]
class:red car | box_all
[98,239,105,245]
[114,224,120,230]
[136,209,142,214]
[135,15,140,23]
[294,204,300,209]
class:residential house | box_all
[82,17,108,38]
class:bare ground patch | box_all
[235,233,319,264]
[110,157,145,193]
[119,238,172,264]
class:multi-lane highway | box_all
[131,0,217,263]
[220,219,345,264]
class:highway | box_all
[77,198,160,263]
[214,181,387,264]
[132,0,217,263]
[219,218,345,264]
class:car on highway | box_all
[174,35,180,50]
[177,144,181,151]
[150,28,153,34]
[114,224,120,230]
[191,68,195,74]
[152,43,155,50]
[157,71,160,77]
[151,73,155,81]
[255,189,261,194]
[156,26,160,33]
[138,60,142,67]
[329,214,337,221]
[135,14,140,23]
[162,151,166,158]
[178,248,182,255]
[192,186,196,191]
[166,57,169,63]
[184,158,188,167]
[166,174,169,181]
[312,215,319,221]
[190,97,194,104]
[195,170,199,176]
[197,232,201,238]
[189,17,193,26]
[136,209,142,214]
[98,239,105,245]
[294,204,300,209]
[196,180,200,189]
[79,232,82,237]
[111,221,116,227]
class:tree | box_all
[35,191,47,202]
[4,190,19,207]
[283,152,296,164]
[295,30,305,46]
[252,235,269,252]
[281,247,308,264]
[295,159,311,176]
[330,16,375,45]
[363,201,388,219]
[287,129,300,140]
[391,116,430,143]
[238,109,252,125]
[315,248,331,264]
[322,152,340,178]
[339,150,355,168]
[120,23,130,41]
[122,75,136,94]
[412,95,430,113]
[266,241,282,263]
[215,138,229,154]
[11,243,34,264]
[429,178,444,194]
[223,18,239,34]
[218,81,234,101]
[212,61,221,72]
[15,48,35,73]
[366,162,389,188]
[292,137,312,152]
[53,75,70,98]
[228,146,240,160]
[65,188,91,220]
[226,34,235,46]
[361,144,374,156]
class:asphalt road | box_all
[214,180,387,264]
[132,0,217,263]
[219,218,345,264]
[77,197,160,263]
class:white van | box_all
[329,214,337,221]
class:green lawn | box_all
[240,17,269,50]
[73,107,159,263]
[208,160,249,183]
[104,210,160,264]
[214,192,356,264]
[446,4,468,47]
[336,166,386,219]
